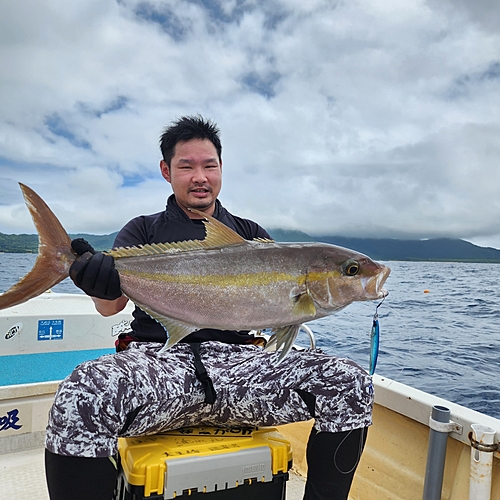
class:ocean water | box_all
[1,253,499,419]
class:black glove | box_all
[69,238,122,300]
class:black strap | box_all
[295,389,317,418]
[189,342,217,404]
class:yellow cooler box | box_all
[114,426,293,499]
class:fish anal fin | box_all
[132,300,197,351]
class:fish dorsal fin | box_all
[253,237,275,243]
[107,240,206,258]
[188,208,246,247]
[106,209,247,259]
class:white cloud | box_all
[1,0,500,247]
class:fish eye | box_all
[344,260,360,276]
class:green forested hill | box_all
[0,233,39,253]
[266,230,500,262]
[313,236,500,262]
[0,232,118,253]
[1,230,500,262]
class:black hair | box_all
[159,115,222,167]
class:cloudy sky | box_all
[1,0,500,248]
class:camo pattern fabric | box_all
[45,342,374,457]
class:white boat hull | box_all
[1,292,135,356]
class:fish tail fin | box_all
[0,183,75,310]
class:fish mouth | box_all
[377,265,391,296]
[364,264,391,300]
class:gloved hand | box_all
[69,238,122,300]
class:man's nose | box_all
[192,166,208,182]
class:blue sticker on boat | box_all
[38,320,64,341]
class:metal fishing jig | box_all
[369,294,387,375]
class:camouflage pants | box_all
[45,342,374,458]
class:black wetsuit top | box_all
[113,195,271,344]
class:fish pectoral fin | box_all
[292,291,317,317]
[264,324,301,362]
[133,301,197,351]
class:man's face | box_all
[160,139,222,217]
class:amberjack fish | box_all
[0,184,391,358]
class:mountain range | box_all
[1,229,500,263]
[268,229,500,262]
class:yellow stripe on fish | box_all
[119,268,342,288]
[118,269,307,287]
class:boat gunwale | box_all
[0,380,60,401]
[373,373,500,458]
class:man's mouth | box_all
[190,186,211,195]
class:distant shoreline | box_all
[2,229,500,263]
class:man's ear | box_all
[160,160,171,183]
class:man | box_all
[44,116,373,500]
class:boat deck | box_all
[0,447,307,499]
[3,372,500,499]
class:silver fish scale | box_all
[114,241,388,332]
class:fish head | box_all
[306,244,390,312]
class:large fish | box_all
[0,184,390,358]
